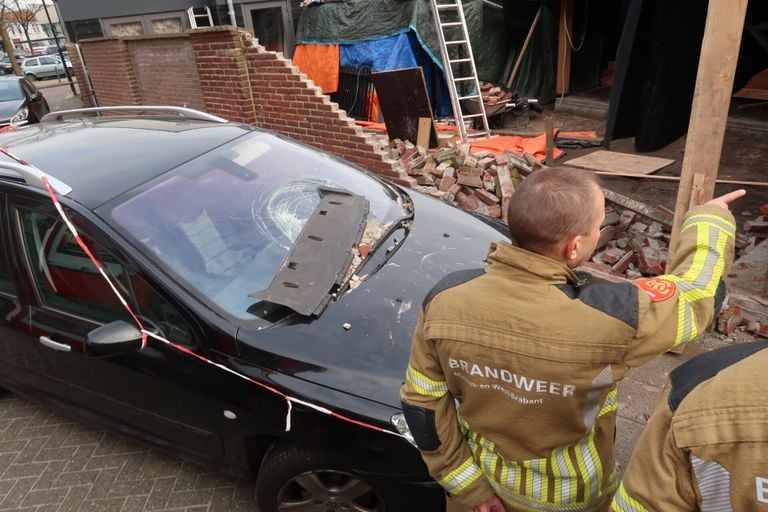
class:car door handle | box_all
[39,336,71,353]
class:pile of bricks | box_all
[388,138,530,223]
[582,206,670,279]
[480,82,514,106]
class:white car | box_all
[21,55,72,81]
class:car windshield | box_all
[0,81,22,101]
[110,131,408,320]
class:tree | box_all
[1,0,43,54]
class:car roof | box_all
[0,115,251,209]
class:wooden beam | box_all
[668,0,748,265]
[587,169,768,188]
[556,0,574,95]
[506,6,543,89]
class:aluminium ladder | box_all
[187,6,214,28]
[429,0,490,143]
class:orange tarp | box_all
[292,44,340,94]
[355,121,597,161]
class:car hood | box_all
[237,190,509,409]
[0,99,25,120]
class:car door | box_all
[5,192,228,460]
[36,57,60,78]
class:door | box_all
[6,194,226,459]
[242,1,295,58]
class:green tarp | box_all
[296,0,557,103]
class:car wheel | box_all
[256,444,386,512]
[25,74,36,82]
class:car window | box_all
[0,237,14,295]
[0,80,23,101]
[110,131,408,320]
[18,210,195,344]
[39,57,56,65]
[25,58,37,66]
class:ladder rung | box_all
[467,132,490,139]
[454,77,474,82]
[449,58,471,64]
[436,3,459,9]
[440,22,463,28]
[445,40,468,46]
[458,94,481,100]
[462,113,485,119]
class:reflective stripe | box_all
[598,389,618,417]
[440,456,484,494]
[681,214,736,236]
[662,218,731,347]
[691,455,733,512]
[406,365,448,397]
[611,482,648,512]
[584,366,614,429]
[458,414,614,511]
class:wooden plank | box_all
[565,150,675,175]
[556,0,574,95]
[417,117,432,149]
[602,188,673,228]
[668,0,748,266]
[545,115,555,165]
[586,169,768,188]
[506,6,543,89]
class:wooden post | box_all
[545,115,555,165]
[556,0,574,95]
[668,0,748,265]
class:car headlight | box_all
[11,107,28,124]
[390,412,417,447]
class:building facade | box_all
[54,0,301,57]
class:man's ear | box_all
[562,235,582,266]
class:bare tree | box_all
[0,2,21,75]
[1,0,43,53]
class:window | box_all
[19,210,194,344]
[0,242,14,295]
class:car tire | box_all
[256,443,386,512]
[25,74,36,82]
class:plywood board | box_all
[565,150,674,175]
[371,67,437,148]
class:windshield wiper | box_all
[250,187,369,316]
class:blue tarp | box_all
[340,31,452,117]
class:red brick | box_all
[455,190,480,210]
[474,189,500,205]
[439,175,458,192]
[457,171,484,188]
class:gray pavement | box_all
[0,81,754,510]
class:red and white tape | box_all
[7,151,401,438]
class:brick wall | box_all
[75,27,413,186]
[128,35,206,111]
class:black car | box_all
[0,76,50,127]
[0,106,509,511]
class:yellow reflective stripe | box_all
[405,365,448,397]
[681,214,736,236]
[598,389,619,417]
[611,482,648,512]
[440,456,483,494]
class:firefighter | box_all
[400,167,745,512]
[612,341,768,511]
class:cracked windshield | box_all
[111,131,407,319]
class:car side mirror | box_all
[85,320,143,358]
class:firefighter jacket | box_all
[613,341,768,512]
[400,204,736,512]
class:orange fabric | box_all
[558,130,597,138]
[471,134,563,160]
[292,44,340,94]
[365,91,380,123]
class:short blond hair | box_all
[507,167,602,254]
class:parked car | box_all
[0,76,49,127]
[21,55,72,81]
[0,54,24,75]
[0,106,509,511]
